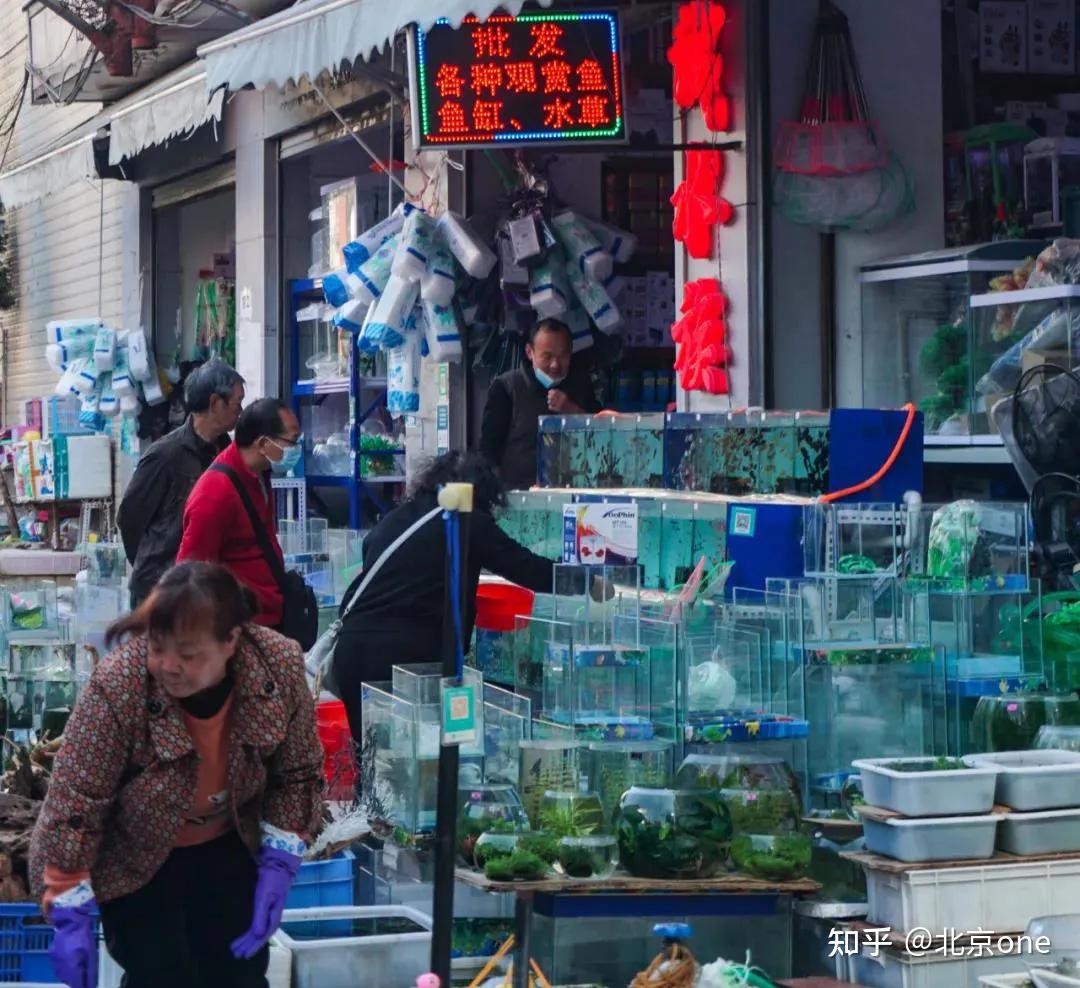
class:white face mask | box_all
[534,367,564,389]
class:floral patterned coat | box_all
[29,623,324,904]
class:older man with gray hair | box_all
[118,360,245,606]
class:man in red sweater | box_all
[177,398,302,628]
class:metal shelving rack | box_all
[288,278,405,528]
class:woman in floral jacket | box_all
[30,562,324,988]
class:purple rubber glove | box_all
[230,846,302,960]
[50,902,98,988]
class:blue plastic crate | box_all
[285,851,355,938]
[0,901,103,984]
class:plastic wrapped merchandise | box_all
[976,305,1080,396]
[362,275,419,350]
[926,500,982,584]
[436,211,497,279]
[55,357,97,397]
[92,327,117,373]
[392,209,436,282]
[565,258,620,333]
[47,337,94,372]
[322,268,353,308]
[529,255,570,319]
[387,323,421,414]
[46,318,103,344]
[333,298,369,335]
[584,217,638,265]
[341,202,413,271]
[421,298,463,363]
[126,329,151,382]
[350,235,399,306]
[112,346,135,399]
[141,352,167,406]
[98,374,119,418]
[421,243,456,305]
[79,392,104,431]
[565,306,593,353]
[120,392,142,417]
[552,210,614,282]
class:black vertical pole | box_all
[431,499,471,986]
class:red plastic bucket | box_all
[475,583,536,632]
[316,699,356,799]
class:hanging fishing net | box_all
[772,0,914,232]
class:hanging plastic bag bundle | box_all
[584,217,638,265]
[46,318,104,344]
[565,306,594,353]
[93,326,117,373]
[120,392,142,418]
[349,235,399,306]
[420,298,463,363]
[529,254,570,319]
[436,211,497,279]
[387,320,421,414]
[342,202,414,271]
[112,345,136,399]
[127,329,152,382]
[420,243,456,305]
[79,391,104,431]
[565,258,621,333]
[141,349,167,405]
[392,209,436,282]
[55,357,97,397]
[361,275,418,350]
[46,336,94,373]
[333,298,369,334]
[98,373,119,418]
[552,210,614,282]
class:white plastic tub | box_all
[865,858,1080,937]
[274,905,431,988]
[969,750,1080,811]
[853,757,998,817]
[998,808,1080,855]
[863,814,999,863]
[847,943,1029,988]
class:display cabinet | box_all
[2,582,60,640]
[858,241,1045,437]
[481,683,531,786]
[803,503,901,580]
[584,739,674,822]
[609,414,665,489]
[517,738,582,826]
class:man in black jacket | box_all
[118,360,244,607]
[478,318,600,490]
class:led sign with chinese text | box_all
[410,11,626,147]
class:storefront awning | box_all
[0,60,225,208]
[108,63,225,165]
[198,0,554,94]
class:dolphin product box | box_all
[562,503,639,566]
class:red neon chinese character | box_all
[540,59,573,94]
[471,63,503,97]
[438,101,467,133]
[504,61,538,93]
[577,95,610,128]
[576,58,606,91]
[435,63,465,99]
[473,100,505,132]
[472,26,512,59]
[529,22,565,58]
[543,96,575,129]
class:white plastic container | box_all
[980,976,1042,987]
[969,750,1080,811]
[863,814,999,862]
[274,905,431,988]
[854,757,999,817]
[998,808,1080,855]
[847,943,1029,988]
[865,858,1080,937]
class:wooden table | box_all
[454,868,821,988]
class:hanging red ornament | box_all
[671,147,735,260]
[668,1,730,132]
[671,277,730,395]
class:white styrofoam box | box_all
[848,942,1029,988]
[865,858,1080,937]
[64,435,112,499]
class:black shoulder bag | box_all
[211,464,319,650]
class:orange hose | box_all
[819,402,917,504]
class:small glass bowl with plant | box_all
[457,784,530,868]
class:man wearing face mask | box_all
[479,317,600,490]
[177,398,302,629]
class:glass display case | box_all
[79,542,125,584]
[1024,137,1080,230]
[971,691,1080,752]
[609,414,665,489]
[456,784,530,867]
[769,577,905,649]
[674,751,803,811]
[585,740,674,822]
[482,683,532,786]
[2,583,60,640]
[803,503,901,580]
[517,739,581,826]
[793,411,831,497]
[906,500,1030,593]
[858,241,1045,437]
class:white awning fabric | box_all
[198,0,554,94]
[0,60,224,208]
[108,64,224,165]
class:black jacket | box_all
[478,362,599,490]
[118,417,228,605]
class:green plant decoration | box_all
[730,833,812,881]
[615,792,732,880]
[483,849,548,882]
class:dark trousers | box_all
[99,830,268,988]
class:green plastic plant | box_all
[730,833,812,881]
[615,792,732,879]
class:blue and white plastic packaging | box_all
[46,318,103,344]
[322,268,353,308]
[112,346,136,399]
[565,307,594,353]
[342,202,414,271]
[421,244,456,305]
[141,351,166,406]
[584,217,638,265]
[127,330,151,382]
[552,210,613,282]
[387,327,421,414]
[46,337,94,372]
[436,211,497,279]
[392,209,436,282]
[565,258,620,333]
[529,256,570,319]
[421,299,463,363]
[333,298,369,334]
[55,358,98,397]
[98,374,119,418]
[93,327,117,373]
[362,275,418,350]
[349,235,399,306]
